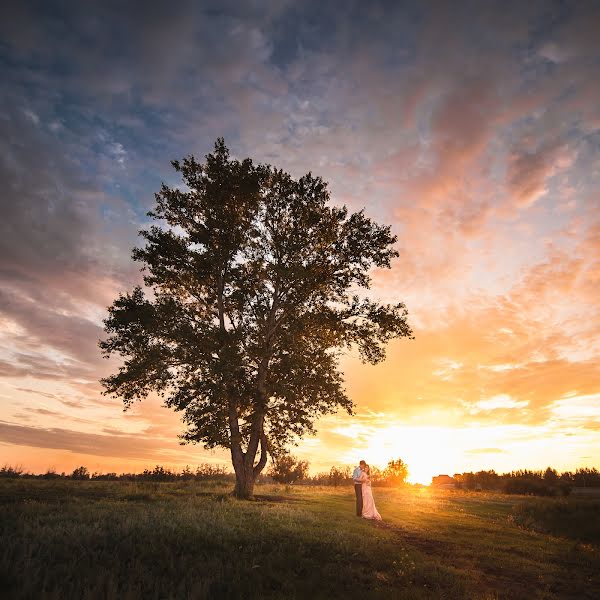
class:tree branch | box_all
[253,431,268,476]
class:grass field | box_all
[1,479,598,599]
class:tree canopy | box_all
[382,458,409,485]
[100,139,413,497]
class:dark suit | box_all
[354,483,363,516]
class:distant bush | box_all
[91,472,119,480]
[40,469,64,480]
[268,455,309,484]
[378,458,409,486]
[503,478,556,496]
[139,466,176,481]
[510,499,600,543]
[327,466,352,487]
[454,470,502,491]
[194,464,231,480]
[71,466,90,480]
[453,469,576,496]
[0,465,23,478]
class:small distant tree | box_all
[100,139,413,498]
[195,464,230,479]
[71,466,90,480]
[367,465,383,484]
[41,468,62,480]
[543,467,559,484]
[328,466,351,487]
[141,465,176,481]
[180,465,194,480]
[92,472,118,480]
[268,454,309,484]
[0,465,23,478]
[382,458,408,486]
[574,468,600,487]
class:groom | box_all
[352,460,366,516]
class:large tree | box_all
[100,139,412,498]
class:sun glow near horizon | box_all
[315,408,600,486]
[338,425,462,485]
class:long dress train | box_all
[360,473,382,520]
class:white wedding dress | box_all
[359,472,382,520]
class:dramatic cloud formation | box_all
[1,1,598,482]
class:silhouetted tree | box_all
[543,467,559,484]
[328,466,352,487]
[573,468,600,487]
[0,465,23,478]
[41,468,63,480]
[180,465,194,480]
[100,140,412,498]
[141,466,175,481]
[71,466,90,480]
[268,454,309,484]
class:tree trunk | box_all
[233,464,257,499]
[231,427,268,500]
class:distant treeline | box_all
[0,457,409,487]
[3,463,598,496]
[0,464,233,481]
[452,468,600,496]
[266,456,409,487]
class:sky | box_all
[0,1,599,484]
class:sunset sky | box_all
[1,1,599,484]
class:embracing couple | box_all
[352,460,382,520]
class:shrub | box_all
[510,499,600,543]
[379,458,409,486]
[503,478,556,496]
[194,464,230,479]
[71,466,90,480]
[328,466,351,487]
[268,455,309,484]
[0,465,23,478]
[41,469,64,480]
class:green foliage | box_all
[99,139,412,496]
[267,454,309,484]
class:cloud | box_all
[465,448,506,455]
[0,1,598,475]
[471,395,529,413]
[0,420,183,461]
[15,387,57,399]
[507,141,576,208]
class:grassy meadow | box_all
[1,479,598,599]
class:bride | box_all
[358,463,382,520]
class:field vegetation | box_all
[1,478,598,599]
